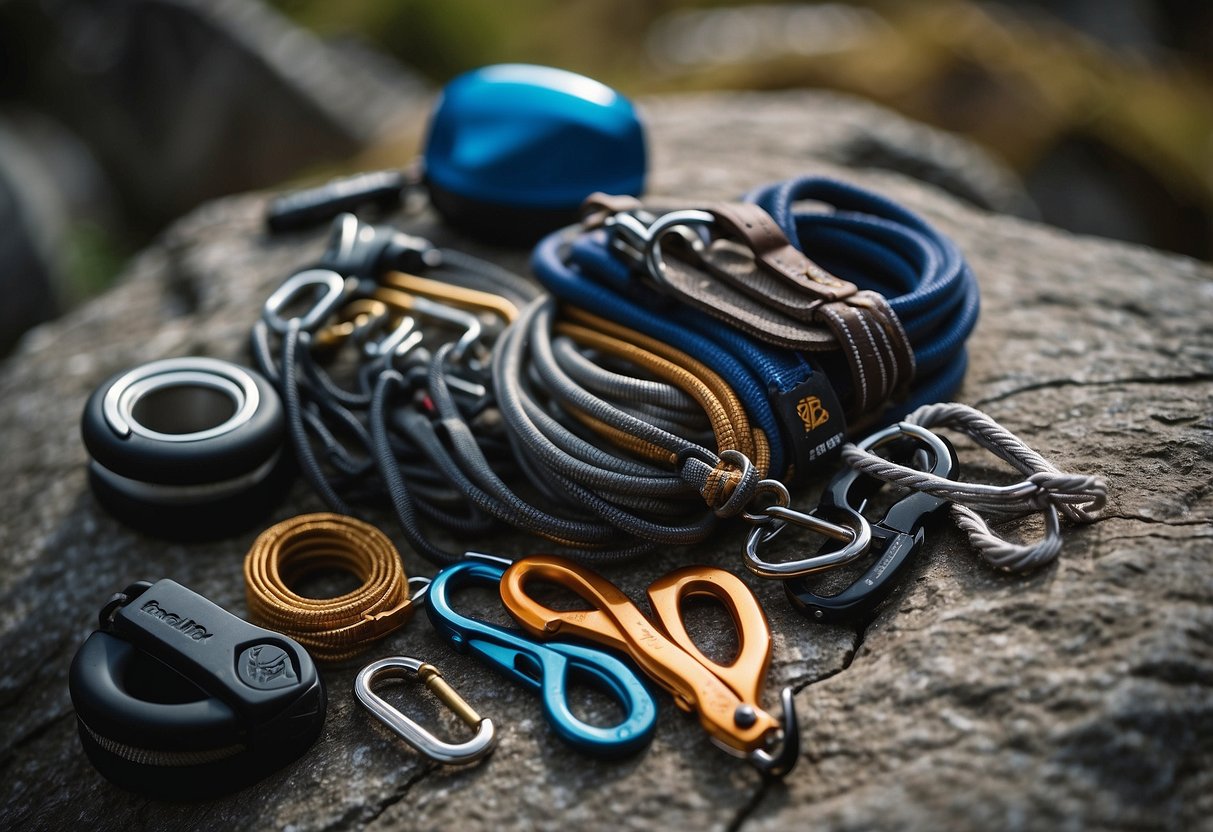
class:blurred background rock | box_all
[1,0,1210,351]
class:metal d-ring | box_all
[102,357,260,442]
[354,657,496,765]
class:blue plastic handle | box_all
[426,559,657,757]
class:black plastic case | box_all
[69,579,325,800]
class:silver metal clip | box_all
[262,269,352,334]
[354,657,496,765]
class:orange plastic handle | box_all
[499,555,778,754]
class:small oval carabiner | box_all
[263,269,353,334]
[743,495,872,579]
[785,422,958,624]
[354,657,496,765]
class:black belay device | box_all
[68,579,325,799]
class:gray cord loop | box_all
[251,239,545,566]
[673,448,760,519]
[840,402,1107,572]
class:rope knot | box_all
[845,402,1108,573]
[678,448,760,518]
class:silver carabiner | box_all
[743,505,872,578]
[263,269,352,334]
[604,208,714,274]
[741,475,872,579]
[360,313,423,360]
[641,209,716,282]
[408,295,483,362]
[354,656,496,765]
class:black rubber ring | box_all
[82,357,285,485]
[80,357,291,538]
[86,452,294,541]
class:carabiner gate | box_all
[748,686,801,778]
[785,422,958,624]
[354,657,496,765]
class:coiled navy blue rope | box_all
[531,176,979,475]
[745,176,979,403]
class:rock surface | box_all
[0,91,1210,831]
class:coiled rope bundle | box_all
[244,513,423,662]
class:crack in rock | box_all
[344,763,438,831]
[975,373,1213,406]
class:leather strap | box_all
[634,200,915,421]
[708,202,856,302]
[581,192,645,230]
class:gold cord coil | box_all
[244,513,419,663]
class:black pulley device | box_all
[81,357,292,539]
[69,579,326,799]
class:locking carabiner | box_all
[785,422,958,624]
[354,656,496,765]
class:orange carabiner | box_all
[499,555,799,776]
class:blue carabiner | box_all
[785,423,958,624]
[425,558,658,757]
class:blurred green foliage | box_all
[270,0,1213,259]
[61,221,133,305]
[270,0,659,90]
